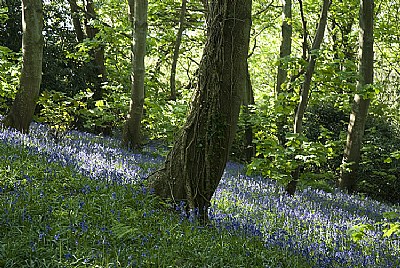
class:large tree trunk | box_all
[169,0,187,101]
[2,0,43,133]
[148,0,252,219]
[286,0,331,195]
[122,0,148,149]
[275,0,292,146]
[339,0,374,193]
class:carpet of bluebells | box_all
[0,119,399,267]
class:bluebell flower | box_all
[82,185,91,194]
[54,233,60,241]
[64,252,72,260]
[29,241,36,252]
[1,117,399,267]
[45,224,52,232]
[38,232,46,240]
[80,220,88,232]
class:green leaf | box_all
[111,221,139,240]
[84,89,94,98]
[390,151,400,160]
[384,157,392,164]
[383,223,400,238]
[95,100,105,107]
[348,224,374,242]
[383,211,399,220]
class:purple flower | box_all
[80,220,88,232]
[1,116,399,267]
[38,232,46,240]
[64,252,72,260]
[29,241,36,252]
[54,233,60,241]
[82,185,91,194]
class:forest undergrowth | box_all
[0,119,399,267]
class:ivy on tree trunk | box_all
[148,0,252,220]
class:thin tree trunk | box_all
[299,0,309,61]
[127,0,134,23]
[200,0,209,19]
[201,0,208,9]
[84,0,96,40]
[286,0,331,195]
[275,0,292,146]
[331,0,357,95]
[169,0,187,101]
[294,0,331,134]
[243,65,255,162]
[69,0,85,42]
[84,0,107,101]
[122,0,148,149]
[2,0,43,133]
[148,0,252,220]
[340,1,357,63]
[339,0,374,193]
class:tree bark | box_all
[84,0,96,39]
[339,0,374,193]
[148,0,252,220]
[84,0,107,101]
[243,65,255,162]
[169,0,187,101]
[275,0,292,146]
[330,0,357,86]
[293,0,331,134]
[122,0,148,149]
[68,0,85,42]
[127,0,134,23]
[2,0,43,133]
[286,0,331,195]
[298,0,309,61]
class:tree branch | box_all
[67,0,131,40]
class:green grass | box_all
[0,141,313,267]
